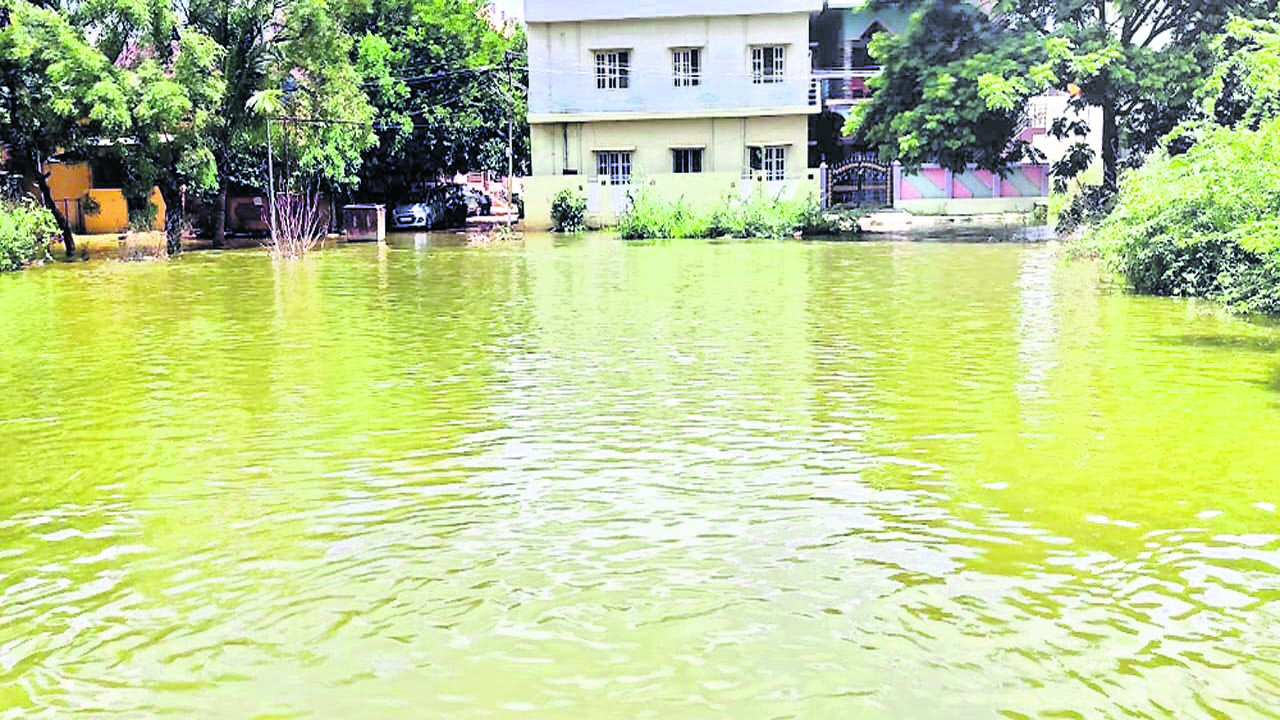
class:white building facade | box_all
[523,0,824,229]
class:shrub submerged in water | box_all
[1086,118,1280,314]
[0,197,57,272]
[550,189,587,232]
[617,185,862,240]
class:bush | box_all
[0,197,57,272]
[616,186,860,240]
[81,193,102,217]
[1083,118,1280,314]
[617,185,710,239]
[128,203,159,233]
[550,189,586,232]
[1055,184,1118,236]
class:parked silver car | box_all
[389,187,468,230]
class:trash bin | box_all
[343,204,385,242]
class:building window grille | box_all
[748,145,787,181]
[596,151,632,185]
[1029,100,1049,130]
[595,50,630,90]
[672,48,701,87]
[752,46,785,84]
[672,148,703,174]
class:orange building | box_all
[42,153,166,235]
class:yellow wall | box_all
[44,161,167,235]
[527,115,814,229]
[532,115,809,179]
[526,172,821,230]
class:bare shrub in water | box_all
[467,223,520,247]
[271,189,326,259]
[118,232,167,262]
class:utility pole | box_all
[504,50,515,226]
[266,117,277,241]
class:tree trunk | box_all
[1097,0,1119,193]
[32,167,75,259]
[212,181,227,248]
[1101,94,1119,192]
[159,184,183,256]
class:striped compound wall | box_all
[895,164,1051,203]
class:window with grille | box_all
[752,46,785,84]
[748,145,787,180]
[672,148,703,174]
[596,151,632,185]
[1029,100,1049,130]
[595,50,630,90]
[672,48,701,87]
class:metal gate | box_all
[827,154,890,208]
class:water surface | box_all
[1,234,1278,718]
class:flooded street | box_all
[1,235,1277,718]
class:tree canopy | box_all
[0,0,130,254]
[346,0,528,198]
[1,0,528,253]
[847,0,1279,187]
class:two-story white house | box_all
[523,0,825,229]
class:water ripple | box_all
[0,238,1277,717]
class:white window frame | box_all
[672,147,704,174]
[1029,99,1049,130]
[596,151,632,185]
[672,48,702,88]
[595,50,631,90]
[752,46,786,85]
[748,145,787,181]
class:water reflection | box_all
[0,236,1277,718]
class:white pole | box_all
[266,117,278,242]
[506,52,515,226]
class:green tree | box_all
[185,0,276,245]
[346,0,528,197]
[117,29,225,253]
[266,0,377,192]
[1201,17,1280,130]
[843,1,1048,174]
[848,0,1278,188]
[83,0,376,248]
[0,0,129,256]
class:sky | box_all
[491,0,523,21]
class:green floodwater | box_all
[0,233,1278,719]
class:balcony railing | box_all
[812,67,881,106]
[529,71,821,117]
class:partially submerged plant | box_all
[270,188,327,259]
[550,189,587,232]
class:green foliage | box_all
[80,194,102,217]
[269,0,377,189]
[1056,185,1118,236]
[128,203,159,232]
[348,0,528,195]
[0,0,130,249]
[617,186,709,240]
[1085,118,1280,314]
[550,189,587,233]
[1202,18,1280,130]
[0,197,57,271]
[849,0,1272,183]
[118,29,226,197]
[616,186,861,240]
[844,1,1046,174]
